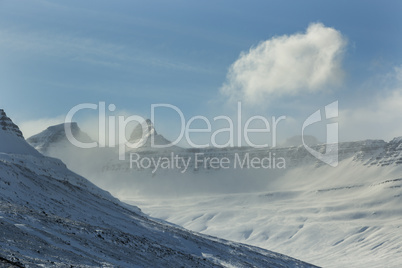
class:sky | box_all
[1,0,402,146]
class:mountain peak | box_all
[0,109,41,156]
[129,119,157,141]
[45,122,80,136]
[0,109,24,139]
[127,119,174,149]
[27,122,94,153]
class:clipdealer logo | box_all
[64,101,339,168]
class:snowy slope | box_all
[86,141,402,267]
[26,119,402,267]
[0,109,41,157]
[118,140,402,267]
[126,158,402,267]
[0,110,316,267]
[0,153,317,267]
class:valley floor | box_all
[123,160,402,268]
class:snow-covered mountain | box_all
[27,118,402,267]
[27,122,95,153]
[26,122,113,177]
[1,109,315,267]
[27,119,173,153]
[129,119,172,148]
[25,119,177,179]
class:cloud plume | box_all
[221,23,347,103]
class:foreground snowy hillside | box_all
[0,110,316,267]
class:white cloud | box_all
[394,65,402,82]
[221,23,347,103]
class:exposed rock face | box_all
[0,109,40,156]
[129,119,156,141]
[366,137,402,166]
[0,109,24,139]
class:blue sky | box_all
[1,0,402,145]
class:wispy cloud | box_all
[340,65,402,141]
[341,89,402,141]
[221,23,347,104]
[0,29,125,64]
[0,29,211,74]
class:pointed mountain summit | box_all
[0,109,24,138]
[27,122,94,153]
[0,109,41,156]
[129,119,156,141]
[128,119,174,149]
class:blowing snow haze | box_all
[26,116,402,267]
[1,109,320,267]
[2,1,402,267]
